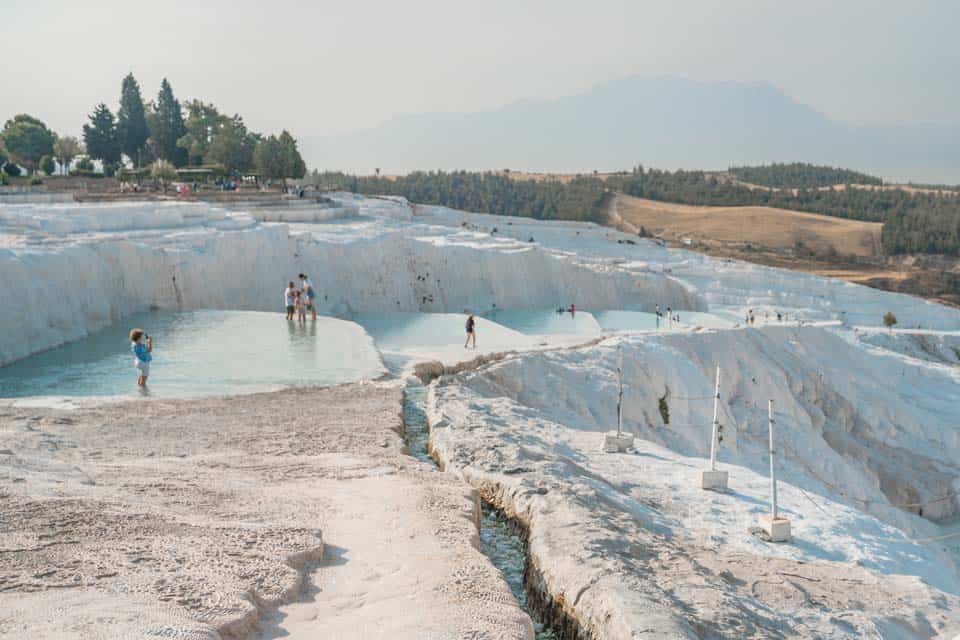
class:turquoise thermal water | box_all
[0,310,383,399]
[484,309,601,336]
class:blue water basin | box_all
[0,310,384,399]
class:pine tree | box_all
[278,130,306,179]
[151,79,188,167]
[82,103,122,166]
[117,73,149,167]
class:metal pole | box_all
[768,399,778,520]
[709,365,721,471]
[616,347,623,437]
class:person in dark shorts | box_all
[464,314,477,349]
[299,273,318,320]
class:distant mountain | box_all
[302,75,960,184]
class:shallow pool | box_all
[484,309,601,336]
[675,311,737,329]
[594,310,663,331]
[594,310,735,331]
[0,311,384,399]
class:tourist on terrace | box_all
[284,282,296,320]
[295,291,306,324]
[465,314,477,349]
[299,273,318,320]
[130,329,153,387]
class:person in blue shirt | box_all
[130,328,153,387]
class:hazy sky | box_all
[2,0,958,141]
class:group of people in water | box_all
[284,274,318,323]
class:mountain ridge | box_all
[302,75,960,183]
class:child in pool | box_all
[130,328,153,387]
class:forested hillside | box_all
[313,171,612,223]
[728,163,882,188]
[312,167,960,256]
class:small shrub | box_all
[883,311,898,331]
[39,155,55,176]
[30,177,43,186]
[2,162,21,177]
[658,390,670,424]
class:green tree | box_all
[150,158,178,181]
[151,78,188,167]
[206,115,257,173]
[883,311,898,331]
[117,73,150,167]
[1,114,56,174]
[177,100,228,166]
[83,103,122,166]
[253,134,284,183]
[53,135,83,175]
[278,130,306,179]
[39,155,56,176]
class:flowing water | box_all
[480,503,560,640]
[402,384,560,639]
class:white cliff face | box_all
[429,325,960,524]
[0,197,700,365]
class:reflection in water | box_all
[0,311,381,399]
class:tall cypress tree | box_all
[117,73,149,167]
[152,78,188,167]
[278,130,306,179]
[82,103,122,166]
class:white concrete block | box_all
[700,469,729,490]
[603,431,634,453]
[760,515,792,542]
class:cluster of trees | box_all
[882,205,960,255]
[728,162,883,188]
[3,74,306,184]
[79,73,306,180]
[0,115,84,178]
[314,170,612,223]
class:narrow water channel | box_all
[402,384,561,640]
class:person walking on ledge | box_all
[465,314,477,349]
[130,329,153,387]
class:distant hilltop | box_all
[303,75,960,184]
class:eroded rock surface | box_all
[0,384,530,639]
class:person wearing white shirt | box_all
[284,282,296,320]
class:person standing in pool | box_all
[464,314,477,349]
[295,291,307,324]
[284,281,296,320]
[299,273,318,321]
[130,329,153,387]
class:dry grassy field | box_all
[611,193,883,257]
